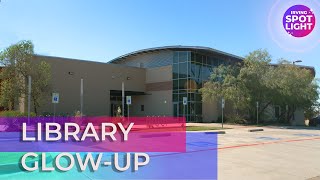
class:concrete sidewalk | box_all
[206,124,320,180]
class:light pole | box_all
[291,60,302,122]
[27,76,31,124]
[122,81,124,117]
[256,101,259,125]
[80,78,83,117]
[221,98,225,129]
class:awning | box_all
[110,90,148,96]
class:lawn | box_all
[186,126,227,131]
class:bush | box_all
[225,114,248,124]
[42,112,53,117]
[0,111,36,117]
[217,115,226,123]
[309,116,320,127]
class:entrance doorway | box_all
[109,90,146,117]
[173,103,179,117]
[110,96,127,117]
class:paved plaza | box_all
[1,123,320,180]
[206,124,320,180]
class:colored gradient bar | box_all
[0,133,217,180]
[0,116,186,152]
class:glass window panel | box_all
[203,56,207,65]
[173,80,179,90]
[197,79,204,89]
[187,61,192,78]
[178,79,188,90]
[207,56,214,66]
[179,103,185,115]
[196,54,202,64]
[187,52,191,61]
[173,104,178,117]
[178,89,187,94]
[173,52,179,63]
[186,78,198,91]
[189,116,195,122]
[188,102,195,115]
[202,65,211,81]
[178,62,188,79]
[173,63,179,79]
[208,66,214,74]
[191,52,196,62]
[195,103,202,115]
[179,52,188,62]
[195,64,202,80]
[189,62,196,78]
[173,94,179,102]
[188,93,195,101]
[195,79,202,88]
[195,93,202,102]
[220,57,227,65]
[213,57,220,66]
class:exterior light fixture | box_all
[293,60,302,65]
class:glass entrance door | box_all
[173,103,179,117]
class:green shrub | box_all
[0,111,36,117]
[225,114,248,124]
[217,115,228,123]
[42,112,53,117]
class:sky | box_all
[0,0,319,79]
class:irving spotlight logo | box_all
[283,5,316,38]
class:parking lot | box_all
[211,125,320,180]
[1,124,320,180]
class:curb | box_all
[205,131,226,134]
[248,129,264,132]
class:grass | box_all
[186,126,228,131]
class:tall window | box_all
[173,51,229,122]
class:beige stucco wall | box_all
[131,90,172,116]
[31,56,173,117]
[146,66,172,83]
[129,65,173,116]
[33,55,146,116]
[202,100,219,122]
[292,108,305,125]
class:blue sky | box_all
[0,0,319,78]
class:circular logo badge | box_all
[283,5,316,37]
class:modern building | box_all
[26,46,314,124]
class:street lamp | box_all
[292,60,302,65]
[291,60,302,122]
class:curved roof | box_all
[108,45,315,77]
[109,45,244,63]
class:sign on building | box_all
[183,97,187,105]
[52,93,59,104]
[221,98,225,108]
[126,96,132,105]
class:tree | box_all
[238,49,274,118]
[268,63,319,122]
[200,64,248,115]
[0,40,51,114]
[200,49,319,124]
